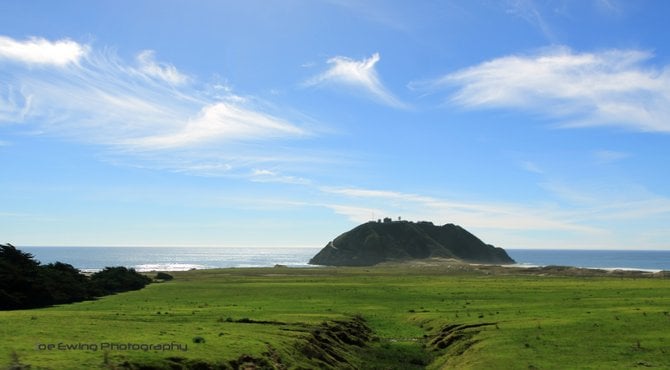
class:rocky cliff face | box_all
[309,221,514,266]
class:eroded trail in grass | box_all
[1,265,669,369]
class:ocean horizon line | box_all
[16,246,670,273]
[17,245,670,252]
[17,245,323,249]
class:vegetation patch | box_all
[425,321,498,368]
[155,272,174,281]
[0,244,151,310]
[297,315,372,369]
[2,262,669,369]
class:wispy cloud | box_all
[541,180,670,222]
[505,0,556,42]
[0,36,87,66]
[304,52,408,109]
[321,186,596,233]
[539,182,597,205]
[593,149,629,164]
[0,35,315,177]
[322,184,670,248]
[125,101,307,149]
[418,46,670,133]
[520,160,544,174]
[136,50,189,85]
[324,0,411,32]
[323,204,386,223]
[595,0,623,15]
[249,168,311,185]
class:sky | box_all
[1,0,670,249]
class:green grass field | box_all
[2,265,669,369]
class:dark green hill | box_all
[309,221,514,266]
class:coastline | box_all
[506,262,663,274]
[373,257,668,278]
[19,246,670,274]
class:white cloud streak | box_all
[593,150,629,164]
[322,184,670,248]
[0,36,86,66]
[520,160,544,174]
[136,50,189,85]
[305,52,408,109]
[420,46,670,133]
[249,168,311,185]
[505,0,555,42]
[595,0,623,15]
[321,186,597,233]
[125,102,306,149]
[324,204,386,223]
[0,35,313,178]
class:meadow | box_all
[1,264,669,369]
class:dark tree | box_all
[40,262,92,304]
[1,243,152,310]
[90,266,152,295]
[0,243,52,309]
[155,272,174,281]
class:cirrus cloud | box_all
[415,46,670,133]
[136,50,189,85]
[321,186,598,233]
[320,184,670,249]
[304,52,409,109]
[0,35,315,178]
[0,36,87,66]
[125,101,307,149]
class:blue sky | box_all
[2,0,670,249]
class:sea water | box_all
[21,247,321,272]
[19,247,670,272]
[506,249,670,272]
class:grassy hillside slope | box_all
[1,265,669,369]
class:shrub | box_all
[1,243,61,309]
[90,267,152,295]
[155,272,174,281]
[1,244,153,310]
[40,262,92,303]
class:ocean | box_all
[21,247,321,272]
[19,247,670,273]
[506,249,670,272]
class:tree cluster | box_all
[0,243,152,310]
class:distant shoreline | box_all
[19,246,670,274]
[505,262,663,274]
[136,259,669,279]
[371,258,668,277]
